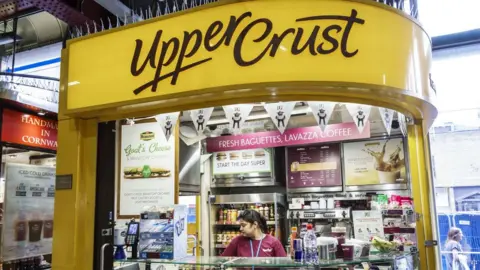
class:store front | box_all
[53,0,437,269]
[0,101,57,269]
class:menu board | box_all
[2,164,55,261]
[343,138,406,186]
[286,144,342,188]
[212,149,272,175]
[120,122,175,216]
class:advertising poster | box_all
[343,138,406,186]
[120,122,175,216]
[2,164,55,261]
[212,149,271,175]
[352,210,385,241]
[286,144,342,188]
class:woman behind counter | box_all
[221,209,287,257]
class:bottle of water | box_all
[303,224,318,264]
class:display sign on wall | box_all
[1,109,57,151]
[343,138,406,186]
[2,164,55,261]
[286,144,342,188]
[352,210,385,241]
[207,122,370,152]
[120,122,175,216]
[212,149,272,175]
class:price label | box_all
[292,198,305,205]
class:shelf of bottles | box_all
[211,203,284,256]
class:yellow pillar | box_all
[408,122,436,269]
[52,117,98,270]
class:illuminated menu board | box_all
[286,143,342,189]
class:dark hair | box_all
[237,209,268,233]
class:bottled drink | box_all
[303,224,318,264]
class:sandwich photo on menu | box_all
[216,152,227,161]
[123,165,171,179]
[229,152,240,160]
[254,150,265,158]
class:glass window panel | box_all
[430,44,480,270]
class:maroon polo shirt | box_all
[221,234,287,257]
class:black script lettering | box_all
[291,27,320,56]
[130,9,365,95]
[268,28,296,57]
[296,9,365,57]
[172,30,203,85]
[204,21,224,51]
[131,30,163,76]
[234,18,273,66]
[341,9,364,57]
[318,25,342,54]
[205,13,253,51]
[222,12,253,46]
[151,37,180,92]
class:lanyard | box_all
[249,235,264,258]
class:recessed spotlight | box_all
[38,111,46,116]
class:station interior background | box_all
[0,0,479,269]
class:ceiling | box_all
[0,0,218,54]
[0,0,415,56]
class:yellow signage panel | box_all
[64,0,432,112]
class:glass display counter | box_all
[114,253,417,269]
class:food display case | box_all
[139,205,188,260]
[114,253,418,269]
[208,193,286,256]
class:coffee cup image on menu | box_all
[363,140,405,184]
[291,161,300,172]
[14,212,52,243]
[123,165,170,179]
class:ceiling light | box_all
[8,154,16,159]
[38,111,46,116]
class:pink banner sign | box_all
[206,122,370,152]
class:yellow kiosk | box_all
[53,0,437,269]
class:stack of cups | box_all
[293,239,303,262]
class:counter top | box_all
[115,253,416,268]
